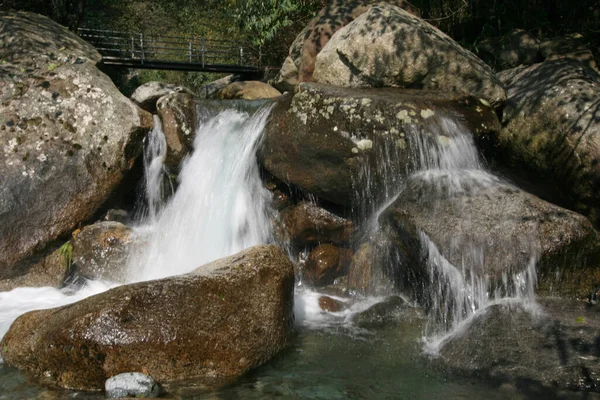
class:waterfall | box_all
[127,105,275,281]
[142,115,170,223]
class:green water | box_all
[3,319,598,400]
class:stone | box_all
[318,295,346,312]
[280,202,354,247]
[260,82,500,206]
[352,296,407,328]
[313,4,506,108]
[197,74,237,99]
[155,92,197,170]
[0,12,151,278]
[71,221,134,283]
[131,81,193,114]
[303,244,352,287]
[0,245,294,391]
[476,29,541,70]
[105,372,160,399]
[380,172,600,299]
[216,81,281,100]
[484,58,600,227]
[438,299,600,391]
[0,243,69,291]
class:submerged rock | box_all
[438,299,600,392]
[313,3,506,107]
[105,372,160,398]
[260,83,500,207]
[0,245,295,391]
[0,12,151,278]
[381,172,600,299]
[71,221,134,283]
[352,296,408,329]
[483,59,600,227]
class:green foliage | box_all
[58,241,73,270]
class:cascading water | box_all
[127,105,275,281]
[142,115,171,223]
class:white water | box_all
[0,105,276,351]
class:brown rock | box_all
[0,243,69,291]
[0,245,295,391]
[318,295,346,312]
[280,202,354,246]
[71,221,134,283]
[216,81,281,100]
[156,92,197,170]
[304,244,352,286]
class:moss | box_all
[58,242,73,270]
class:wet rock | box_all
[270,0,419,91]
[71,221,134,283]
[105,372,160,399]
[304,244,352,287]
[0,245,295,391]
[103,209,129,224]
[0,243,69,291]
[260,82,500,206]
[381,172,600,299]
[155,92,197,170]
[476,29,541,70]
[0,12,151,278]
[484,59,600,227]
[216,81,281,100]
[352,296,407,328]
[131,81,193,114]
[280,202,354,246]
[439,299,600,392]
[313,4,506,108]
[318,295,346,312]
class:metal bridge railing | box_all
[78,28,262,68]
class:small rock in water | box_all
[318,295,346,312]
[105,372,160,398]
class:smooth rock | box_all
[313,4,506,107]
[318,295,346,312]
[0,12,151,278]
[303,244,352,287]
[131,81,193,114]
[216,81,281,100]
[352,296,407,328]
[260,82,500,206]
[0,245,295,391]
[105,372,160,398]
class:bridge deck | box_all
[78,28,263,77]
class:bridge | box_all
[78,28,264,77]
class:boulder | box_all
[0,245,295,391]
[380,172,600,299]
[303,244,352,287]
[155,92,197,169]
[270,0,419,91]
[197,74,238,99]
[131,81,193,114]
[318,295,347,312]
[438,299,600,391]
[216,81,281,100]
[476,29,541,70]
[352,295,408,328]
[484,59,600,227]
[0,12,151,278]
[280,201,354,247]
[260,82,500,206]
[71,221,134,283]
[313,4,506,107]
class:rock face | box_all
[155,92,197,170]
[381,172,600,299]
[216,81,281,100]
[71,221,134,283]
[484,59,600,227]
[260,82,500,206]
[313,4,506,108]
[0,245,295,391]
[131,81,193,114]
[0,12,151,278]
[270,0,419,91]
[439,299,600,391]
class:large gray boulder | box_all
[483,59,600,227]
[438,299,600,392]
[260,83,500,207]
[0,245,295,391]
[381,172,600,299]
[313,3,506,108]
[0,12,151,278]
